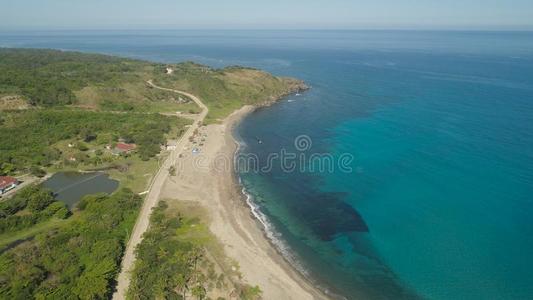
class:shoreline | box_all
[160,103,329,299]
[226,106,335,299]
[221,105,330,299]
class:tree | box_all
[239,285,262,300]
[168,165,176,176]
[74,259,116,299]
[26,187,55,212]
[0,162,16,176]
[30,166,46,178]
[191,285,207,300]
[80,128,97,142]
[0,188,142,299]
[175,274,189,299]
[41,148,61,166]
[76,142,89,151]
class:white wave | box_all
[238,183,310,277]
[239,184,348,299]
[234,138,347,300]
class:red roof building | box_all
[0,176,19,195]
[114,142,137,153]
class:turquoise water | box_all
[2,30,533,299]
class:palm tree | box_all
[174,274,189,299]
[191,284,206,300]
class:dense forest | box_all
[0,188,141,299]
[0,48,147,106]
[0,185,69,234]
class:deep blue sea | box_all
[2,30,532,299]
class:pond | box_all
[42,172,119,208]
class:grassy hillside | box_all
[0,48,307,120]
[153,63,308,122]
[0,48,188,113]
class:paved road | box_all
[113,81,208,299]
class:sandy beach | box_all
[160,105,328,299]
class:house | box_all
[165,140,177,151]
[0,176,19,195]
[112,142,137,155]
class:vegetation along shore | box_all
[0,48,316,299]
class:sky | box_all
[1,0,533,30]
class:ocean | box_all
[2,30,532,299]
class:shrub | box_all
[30,166,46,178]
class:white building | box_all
[0,176,19,195]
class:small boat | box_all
[255,136,263,144]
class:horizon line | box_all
[1,27,533,33]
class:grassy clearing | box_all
[0,95,28,111]
[106,154,167,193]
[74,81,199,113]
[0,217,69,251]
[138,100,201,114]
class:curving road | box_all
[113,81,208,299]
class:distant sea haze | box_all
[3,30,532,299]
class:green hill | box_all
[0,48,307,120]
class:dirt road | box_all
[112,81,208,299]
